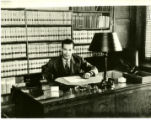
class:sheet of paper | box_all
[55,73,103,86]
[62,76,86,83]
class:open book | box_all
[55,73,103,86]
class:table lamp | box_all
[89,32,122,89]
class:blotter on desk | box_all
[55,73,103,86]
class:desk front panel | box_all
[12,83,151,117]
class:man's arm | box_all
[80,57,98,78]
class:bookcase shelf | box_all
[1,8,25,10]
[72,11,110,14]
[25,9,71,12]
[75,43,91,46]
[1,41,27,44]
[1,74,28,78]
[1,25,26,27]
[26,25,72,27]
[1,57,27,62]
[28,56,57,60]
[1,93,10,96]
[73,28,110,30]
[27,40,63,43]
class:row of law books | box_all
[29,51,60,58]
[37,7,69,10]
[28,43,61,58]
[29,59,49,73]
[74,45,103,57]
[26,11,72,25]
[77,52,93,58]
[28,43,95,59]
[27,27,71,41]
[1,10,72,25]
[1,27,26,42]
[72,13,110,29]
[1,10,25,25]
[74,45,91,54]
[71,6,110,11]
[1,27,71,42]
[77,52,104,58]
[73,30,94,44]
[1,60,28,77]
[1,44,26,59]
[73,30,109,44]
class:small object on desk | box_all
[49,86,59,97]
[43,86,59,98]
[69,88,74,94]
[92,85,99,93]
[112,70,123,79]
[15,82,26,87]
[29,86,43,97]
[42,84,50,90]
[107,78,114,88]
[22,89,30,93]
[40,79,48,84]
[118,77,126,83]
[50,86,59,91]
[99,78,114,90]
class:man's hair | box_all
[62,39,74,48]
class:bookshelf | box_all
[1,6,113,98]
[71,6,113,58]
[1,8,28,99]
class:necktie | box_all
[65,61,70,74]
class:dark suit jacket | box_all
[42,54,98,84]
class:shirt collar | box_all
[62,56,71,64]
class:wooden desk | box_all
[11,82,151,118]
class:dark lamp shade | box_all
[89,32,122,52]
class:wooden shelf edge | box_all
[72,11,110,13]
[1,25,26,27]
[1,41,27,44]
[1,57,27,62]
[73,28,110,30]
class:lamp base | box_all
[99,78,114,90]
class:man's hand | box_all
[82,72,91,79]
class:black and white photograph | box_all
[1,0,151,118]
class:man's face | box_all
[62,44,74,60]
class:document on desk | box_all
[55,73,103,86]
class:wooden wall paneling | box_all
[114,19,130,49]
[114,6,131,49]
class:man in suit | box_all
[42,39,98,86]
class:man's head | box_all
[61,39,74,60]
